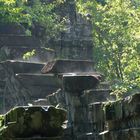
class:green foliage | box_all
[0,0,31,24]
[0,0,65,39]
[23,49,36,60]
[0,115,4,127]
[77,0,140,98]
[25,0,65,39]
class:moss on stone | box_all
[0,106,67,139]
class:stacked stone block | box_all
[100,93,140,140]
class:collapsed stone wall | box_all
[98,93,140,140]
[0,106,67,140]
[0,1,128,140]
[0,60,64,113]
[0,0,94,115]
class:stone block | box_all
[0,106,67,139]
[103,93,140,131]
[89,102,105,133]
[63,75,99,92]
[15,74,61,87]
[104,100,123,121]
[81,89,111,104]
[0,35,41,48]
[41,59,94,74]
[0,60,44,74]
[104,93,140,122]
[123,93,140,118]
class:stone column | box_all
[63,75,99,137]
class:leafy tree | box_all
[77,0,140,98]
[0,0,31,24]
[25,0,65,40]
[0,0,65,39]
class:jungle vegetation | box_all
[0,0,65,39]
[77,0,140,98]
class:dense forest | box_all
[0,0,140,98]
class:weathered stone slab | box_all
[104,100,123,121]
[104,93,140,122]
[41,59,94,74]
[0,106,66,139]
[0,35,40,48]
[89,102,105,133]
[81,89,111,104]
[0,60,44,74]
[15,74,61,87]
[63,75,99,92]
[107,115,140,131]
[15,74,62,98]
[103,93,140,131]
[123,93,140,118]
[48,39,93,60]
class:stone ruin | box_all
[0,57,111,140]
[0,22,111,139]
[0,106,66,140]
[0,1,140,139]
[98,92,140,140]
[0,56,140,140]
